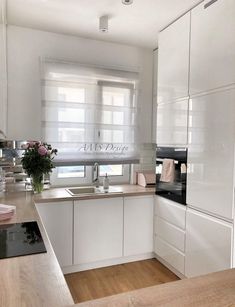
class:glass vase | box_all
[31,174,44,194]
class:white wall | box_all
[7,25,153,143]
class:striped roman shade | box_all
[41,58,140,165]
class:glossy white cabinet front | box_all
[187,89,235,220]
[74,198,123,265]
[156,99,188,145]
[157,13,190,103]
[185,208,232,278]
[36,201,73,267]
[124,196,154,256]
[190,0,235,94]
[0,23,7,137]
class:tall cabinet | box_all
[156,0,235,278]
[0,0,7,138]
[186,0,235,277]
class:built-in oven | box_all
[156,147,187,205]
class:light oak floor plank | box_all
[65,258,179,303]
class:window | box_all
[100,165,123,177]
[57,166,85,178]
[41,59,139,185]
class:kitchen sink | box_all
[66,186,123,196]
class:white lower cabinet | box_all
[74,197,123,265]
[124,196,154,256]
[154,196,186,275]
[185,208,233,278]
[35,201,73,267]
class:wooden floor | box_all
[65,259,179,303]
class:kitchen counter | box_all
[1,185,235,307]
[74,268,235,307]
[33,184,155,203]
[0,184,154,307]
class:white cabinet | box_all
[36,201,73,267]
[185,208,233,278]
[124,195,154,256]
[74,197,123,265]
[0,22,7,138]
[154,196,186,275]
[152,49,158,143]
[157,13,190,103]
[156,99,188,145]
[187,89,235,220]
[155,196,186,230]
[190,0,235,94]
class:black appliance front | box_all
[156,147,187,205]
[0,221,47,259]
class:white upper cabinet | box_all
[157,13,190,104]
[185,208,232,278]
[156,99,188,145]
[190,0,235,94]
[0,22,7,138]
[187,89,235,220]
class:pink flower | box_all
[28,141,36,148]
[38,145,47,156]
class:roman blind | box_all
[41,58,140,165]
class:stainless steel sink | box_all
[66,186,123,196]
[66,186,98,196]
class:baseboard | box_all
[62,252,154,274]
[154,253,186,279]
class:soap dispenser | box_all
[103,173,109,192]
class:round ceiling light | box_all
[122,0,133,5]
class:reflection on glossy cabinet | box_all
[185,208,232,278]
[124,196,154,256]
[187,89,235,220]
[156,99,188,145]
[36,201,73,267]
[74,198,123,265]
[190,0,235,94]
[157,13,190,103]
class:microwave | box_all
[156,147,187,205]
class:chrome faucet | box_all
[92,162,100,188]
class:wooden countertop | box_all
[74,269,235,307]
[34,184,155,203]
[0,184,154,307]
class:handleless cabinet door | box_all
[187,89,235,220]
[157,13,190,103]
[124,196,154,256]
[190,0,235,94]
[185,208,232,278]
[36,201,73,268]
[0,23,7,137]
[156,99,188,145]
[74,198,123,265]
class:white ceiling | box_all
[6,0,202,49]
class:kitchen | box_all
[0,0,235,306]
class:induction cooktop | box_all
[0,221,47,259]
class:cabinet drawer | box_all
[155,197,186,229]
[155,216,185,252]
[155,235,185,275]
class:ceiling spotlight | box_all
[99,16,109,33]
[122,0,133,5]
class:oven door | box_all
[156,147,187,205]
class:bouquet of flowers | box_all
[21,142,57,193]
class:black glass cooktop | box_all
[0,221,47,259]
